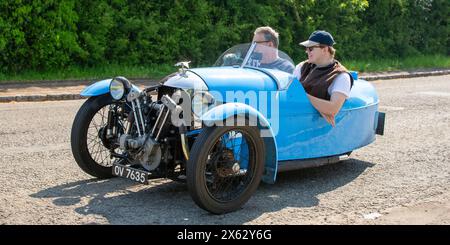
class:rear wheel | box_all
[187,126,265,214]
[71,95,128,178]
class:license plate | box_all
[112,163,149,184]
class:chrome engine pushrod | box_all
[152,106,165,136]
[131,100,142,136]
[155,109,170,141]
[135,97,146,134]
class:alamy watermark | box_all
[167,89,280,137]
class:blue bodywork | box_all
[81,78,140,97]
[165,66,380,184]
[82,64,380,185]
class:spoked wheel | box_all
[71,94,129,178]
[187,126,265,214]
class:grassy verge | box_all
[0,64,176,83]
[345,55,450,73]
[0,55,449,83]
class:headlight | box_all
[192,91,215,117]
[109,78,125,100]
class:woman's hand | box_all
[320,112,336,127]
[307,93,347,127]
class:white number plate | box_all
[112,163,149,184]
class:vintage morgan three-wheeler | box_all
[71,42,385,214]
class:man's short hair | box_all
[254,26,279,48]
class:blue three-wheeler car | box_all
[71,43,385,214]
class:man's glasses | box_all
[255,40,270,44]
[305,46,324,52]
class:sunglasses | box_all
[255,40,270,44]
[305,45,325,52]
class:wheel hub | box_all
[213,149,240,177]
[98,126,113,149]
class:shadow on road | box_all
[31,158,374,224]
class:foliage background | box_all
[0,0,448,73]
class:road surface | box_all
[1,75,449,224]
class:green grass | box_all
[0,64,176,83]
[0,55,449,83]
[345,55,450,73]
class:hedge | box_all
[0,0,448,73]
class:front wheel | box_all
[71,94,127,178]
[187,126,265,214]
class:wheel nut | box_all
[232,163,240,173]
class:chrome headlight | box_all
[192,91,215,117]
[109,78,125,100]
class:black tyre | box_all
[187,126,265,214]
[71,94,126,178]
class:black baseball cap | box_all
[299,30,336,47]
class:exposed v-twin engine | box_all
[119,133,162,171]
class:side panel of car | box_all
[276,79,379,161]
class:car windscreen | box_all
[214,43,295,74]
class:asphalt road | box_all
[1,75,449,224]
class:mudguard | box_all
[200,103,278,184]
[80,78,140,97]
[80,79,112,97]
